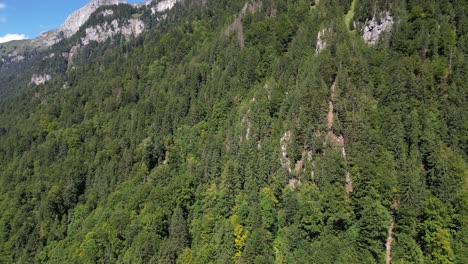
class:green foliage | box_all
[0,0,466,263]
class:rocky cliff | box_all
[1,0,181,66]
[60,0,127,38]
[362,12,393,45]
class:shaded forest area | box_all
[0,0,466,263]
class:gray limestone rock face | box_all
[280,131,292,173]
[6,50,25,63]
[33,0,126,48]
[31,74,51,85]
[80,19,145,46]
[315,29,329,54]
[362,12,393,45]
[156,0,178,12]
[147,0,180,14]
[36,29,63,47]
[100,9,115,17]
[65,18,144,64]
[2,0,181,65]
[60,0,127,38]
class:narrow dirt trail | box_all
[327,80,352,194]
[385,200,399,264]
[327,81,336,130]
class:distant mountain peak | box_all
[1,0,181,64]
[60,0,127,38]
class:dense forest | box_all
[0,0,466,263]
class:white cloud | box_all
[0,3,6,9]
[0,34,28,44]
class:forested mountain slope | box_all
[0,0,466,263]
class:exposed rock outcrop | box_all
[288,178,302,189]
[4,50,25,63]
[81,18,145,46]
[36,29,63,48]
[2,0,182,64]
[64,18,144,63]
[280,131,292,173]
[242,110,252,141]
[146,0,180,14]
[362,12,393,45]
[156,0,179,12]
[101,9,115,17]
[315,29,329,54]
[34,0,126,49]
[60,0,127,38]
[31,74,51,85]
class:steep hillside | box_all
[0,0,466,263]
[0,0,179,100]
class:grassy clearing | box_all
[132,13,143,19]
[345,0,357,30]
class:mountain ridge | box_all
[60,0,127,38]
[1,0,182,94]
[0,0,180,62]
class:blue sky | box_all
[0,0,142,43]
